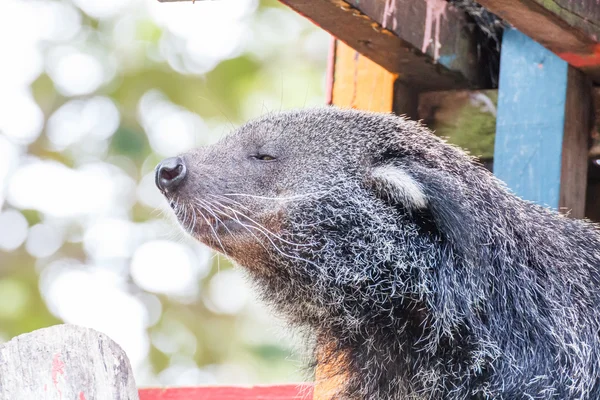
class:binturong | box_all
[155,107,600,399]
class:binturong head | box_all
[154,106,506,325]
[158,109,439,255]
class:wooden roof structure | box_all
[277,0,600,87]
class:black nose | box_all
[155,157,187,192]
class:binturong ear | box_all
[369,164,428,211]
[405,162,482,260]
[369,161,480,260]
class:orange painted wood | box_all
[330,40,418,118]
[139,385,313,400]
[331,41,397,112]
[317,39,402,400]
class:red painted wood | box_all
[558,44,600,68]
[138,384,313,400]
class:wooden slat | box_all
[330,41,419,118]
[318,42,399,398]
[277,0,491,90]
[494,29,591,217]
[138,385,313,400]
[476,0,600,82]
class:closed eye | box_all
[251,154,277,161]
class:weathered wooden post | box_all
[0,324,139,400]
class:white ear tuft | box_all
[371,165,427,210]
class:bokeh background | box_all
[0,0,329,386]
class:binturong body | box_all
[155,108,600,399]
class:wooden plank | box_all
[138,385,313,400]
[275,0,491,90]
[317,40,401,399]
[0,324,139,400]
[331,41,396,113]
[476,0,600,82]
[559,66,593,217]
[494,29,591,217]
[330,40,419,118]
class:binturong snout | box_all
[155,156,187,193]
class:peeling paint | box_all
[326,38,336,105]
[422,0,447,61]
[350,51,360,108]
[382,0,397,31]
[51,353,65,399]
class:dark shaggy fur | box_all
[158,108,600,399]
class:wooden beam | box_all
[493,29,591,217]
[476,0,600,82]
[278,0,491,91]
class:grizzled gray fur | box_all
[157,107,600,399]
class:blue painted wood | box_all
[494,28,568,208]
